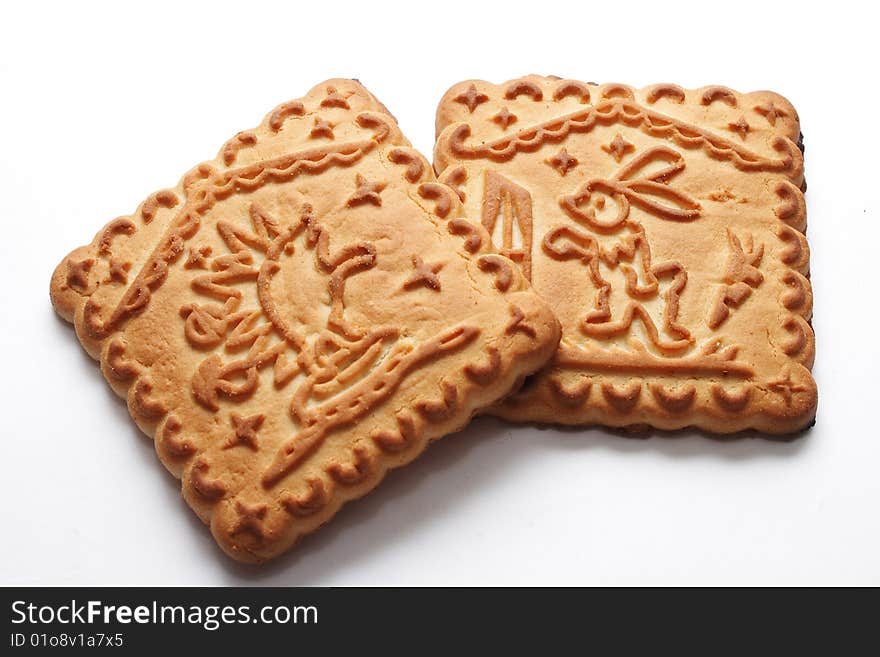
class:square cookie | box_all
[51,79,560,562]
[435,76,815,434]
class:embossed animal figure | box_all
[183,200,479,486]
[543,146,701,353]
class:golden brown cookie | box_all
[435,76,815,434]
[50,79,560,562]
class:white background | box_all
[1,0,877,586]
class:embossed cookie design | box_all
[50,79,560,562]
[435,76,815,434]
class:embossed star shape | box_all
[231,500,269,540]
[225,412,265,450]
[728,116,751,140]
[492,107,517,129]
[601,133,635,162]
[66,258,93,290]
[403,255,444,291]
[754,102,787,126]
[106,258,131,284]
[310,116,335,139]
[505,304,537,338]
[454,83,489,113]
[767,369,808,405]
[320,86,350,109]
[546,148,579,176]
[346,174,387,207]
[184,245,213,269]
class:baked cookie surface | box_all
[51,79,560,562]
[435,76,815,434]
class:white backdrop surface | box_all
[1,0,877,585]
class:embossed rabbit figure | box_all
[542,146,701,353]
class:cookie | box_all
[50,79,560,562]
[435,76,815,434]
